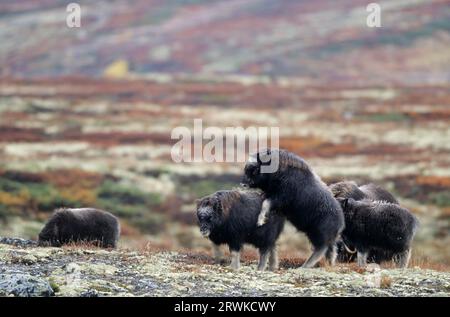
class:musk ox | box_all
[196,190,285,271]
[242,149,345,268]
[337,198,419,268]
[330,181,400,263]
[330,181,399,204]
[38,208,120,248]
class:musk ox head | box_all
[37,220,59,247]
[329,181,360,199]
[242,148,310,191]
[196,191,229,237]
[241,148,278,190]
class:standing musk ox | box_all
[196,190,285,271]
[337,198,419,268]
[38,208,120,248]
[330,181,402,264]
[242,149,345,268]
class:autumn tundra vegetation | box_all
[0,78,448,271]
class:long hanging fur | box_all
[196,189,284,271]
[38,208,120,248]
[330,181,401,263]
[338,198,419,267]
[242,149,345,268]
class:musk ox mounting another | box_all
[38,208,120,248]
[330,181,403,264]
[337,198,419,268]
[242,149,345,268]
[196,190,285,271]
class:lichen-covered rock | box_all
[0,237,37,247]
[0,274,54,297]
[0,240,448,297]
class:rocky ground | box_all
[0,238,449,297]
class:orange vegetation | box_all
[416,176,450,188]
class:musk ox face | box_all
[37,232,52,246]
[196,195,223,237]
[242,150,273,190]
[37,223,58,246]
[329,181,359,199]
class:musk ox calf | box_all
[337,198,419,268]
[242,149,345,268]
[330,181,400,263]
[196,190,285,271]
[38,208,120,248]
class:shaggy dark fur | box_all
[330,181,399,204]
[196,190,285,271]
[338,198,419,268]
[242,149,345,268]
[38,208,120,248]
[330,181,400,263]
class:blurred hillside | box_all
[0,0,449,84]
[0,78,449,267]
[0,0,449,269]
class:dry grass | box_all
[400,257,450,272]
[1,79,449,270]
[60,240,111,250]
[380,275,393,288]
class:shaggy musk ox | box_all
[337,198,419,268]
[242,149,345,268]
[38,208,120,248]
[196,190,285,271]
[330,181,399,204]
[330,181,400,263]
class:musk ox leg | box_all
[325,244,337,266]
[395,248,412,268]
[230,250,241,270]
[257,199,271,227]
[357,250,369,267]
[257,249,270,271]
[212,243,223,263]
[302,246,328,268]
[268,247,279,271]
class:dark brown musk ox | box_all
[329,181,402,264]
[336,198,419,268]
[38,208,120,248]
[196,190,285,271]
[242,149,345,268]
[330,181,399,204]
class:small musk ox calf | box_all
[330,181,401,263]
[337,198,419,268]
[242,149,345,268]
[38,208,120,248]
[196,190,285,271]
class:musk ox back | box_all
[242,149,345,268]
[330,181,399,204]
[330,181,400,263]
[38,208,120,248]
[196,190,285,271]
[338,198,419,268]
